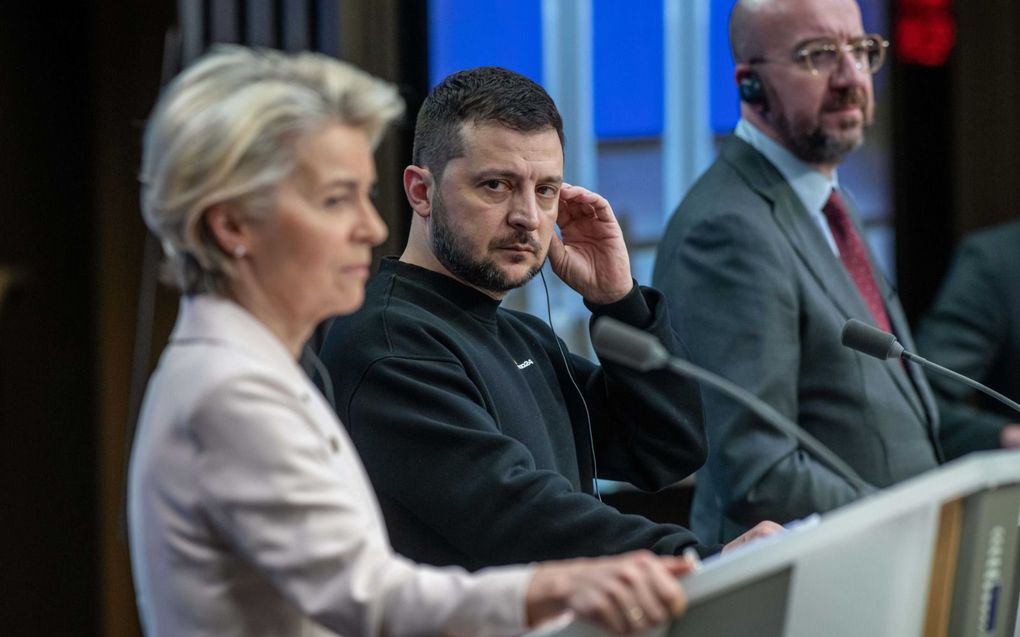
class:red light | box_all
[895,0,956,67]
[902,0,950,8]
[905,0,950,8]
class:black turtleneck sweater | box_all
[320,258,710,569]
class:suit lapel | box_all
[842,192,936,424]
[720,137,932,425]
[721,138,875,324]
[865,229,942,436]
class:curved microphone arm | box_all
[593,317,872,493]
[842,318,1020,417]
[901,351,1020,416]
[664,356,872,493]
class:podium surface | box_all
[531,450,1020,637]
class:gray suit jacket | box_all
[652,136,942,543]
[916,219,1020,459]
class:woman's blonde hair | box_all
[140,45,404,294]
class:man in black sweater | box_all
[320,67,777,570]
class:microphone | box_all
[841,318,904,360]
[841,318,1020,416]
[591,317,872,493]
[591,318,670,371]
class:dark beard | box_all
[774,88,869,165]
[779,119,862,165]
[429,191,543,294]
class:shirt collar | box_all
[382,257,503,323]
[171,294,304,376]
[734,117,839,213]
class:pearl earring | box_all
[233,244,247,258]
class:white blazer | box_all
[128,295,532,636]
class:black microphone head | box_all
[591,317,669,372]
[841,318,904,360]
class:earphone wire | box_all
[539,267,602,502]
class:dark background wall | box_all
[893,0,1020,324]
[0,2,100,634]
[0,2,1016,635]
[0,2,180,634]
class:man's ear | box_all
[204,202,250,255]
[735,64,769,113]
[403,165,435,220]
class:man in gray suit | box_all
[652,0,943,543]
[915,220,1020,459]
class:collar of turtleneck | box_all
[379,257,505,323]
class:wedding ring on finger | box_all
[626,606,645,626]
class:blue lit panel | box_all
[593,0,663,139]
[710,0,739,134]
[859,0,888,33]
[428,0,543,88]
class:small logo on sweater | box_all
[516,359,534,370]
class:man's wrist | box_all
[582,282,635,306]
[585,281,650,325]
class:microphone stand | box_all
[841,318,1020,417]
[593,317,873,494]
[901,350,1020,415]
[664,356,872,494]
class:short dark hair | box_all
[411,66,564,181]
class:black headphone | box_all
[738,71,768,108]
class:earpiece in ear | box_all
[738,71,767,108]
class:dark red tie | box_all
[822,189,892,333]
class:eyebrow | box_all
[292,161,361,191]
[470,169,564,184]
[793,34,869,49]
[317,177,360,190]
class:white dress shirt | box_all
[128,294,532,636]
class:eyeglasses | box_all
[751,35,890,76]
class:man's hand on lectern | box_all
[1001,424,1020,448]
[722,520,785,553]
